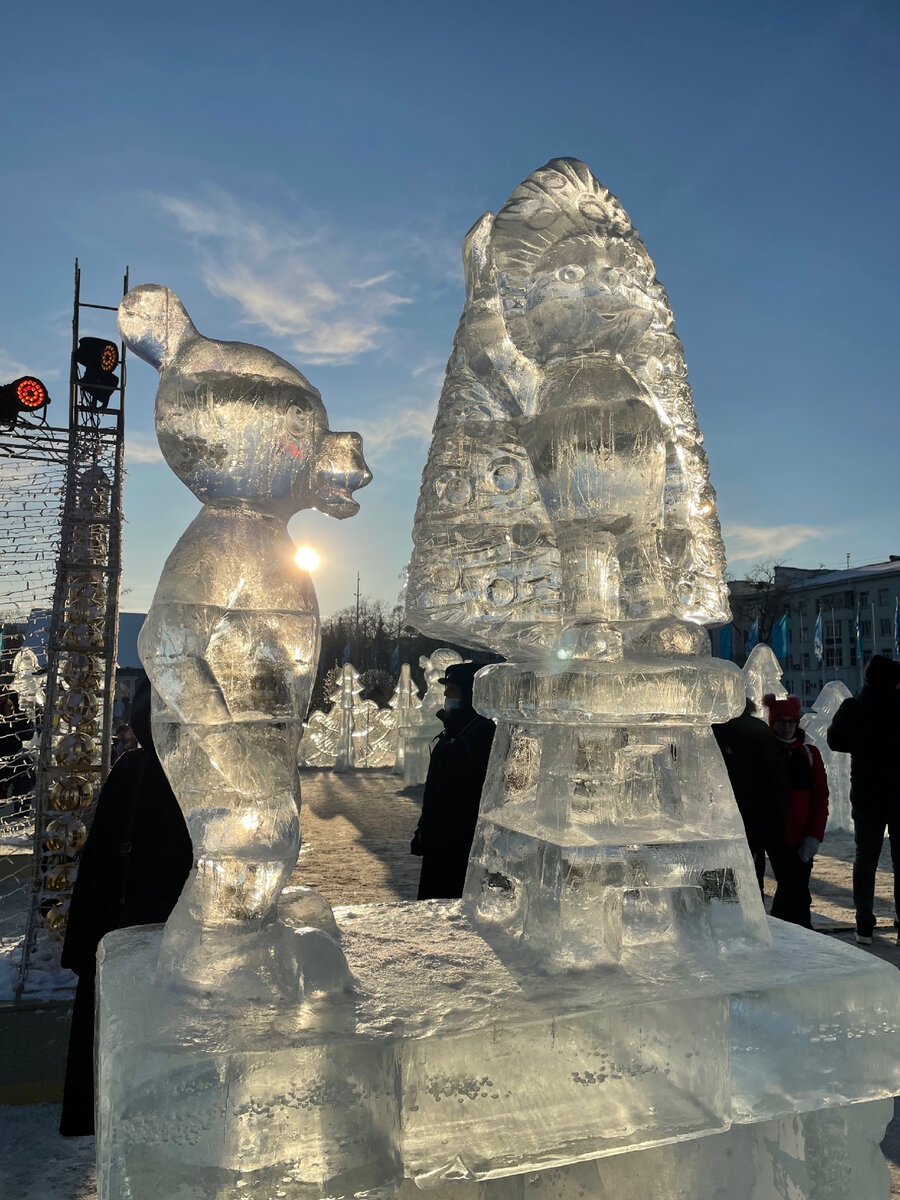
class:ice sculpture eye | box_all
[556,265,585,284]
[489,459,521,493]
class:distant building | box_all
[720,558,900,701]
[114,611,147,719]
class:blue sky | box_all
[1,0,897,617]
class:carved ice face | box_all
[118,284,371,518]
[522,236,654,362]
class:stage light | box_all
[0,375,50,425]
[74,336,119,407]
[295,546,319,571]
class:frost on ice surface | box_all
[742,644,786,719]
[802,681,853,831]
[117,284,370,998]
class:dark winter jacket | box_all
[59,685,192,1136]
[413,705,495,901]
[713,703,787,851]
[826,685,900,819]
[772,728,829,846]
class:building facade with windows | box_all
[719,558,900,703]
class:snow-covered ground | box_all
[0,1104,95,1200]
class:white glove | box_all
[798,836,820,863]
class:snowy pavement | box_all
[1,769,899,1197]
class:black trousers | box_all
[767,845,814,930]
[852,810,900,937]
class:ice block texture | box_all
[402,649,464,786]
[300,663,398,770]
[118,284,371,997]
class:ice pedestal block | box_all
[97,908,900,1200]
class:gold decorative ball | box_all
[45,818,88,853]
[44,904,69,937]
[53,735,97,773]
[44,863,74,891]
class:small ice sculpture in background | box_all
[401,648,463,786]
[802,681,853,831]
[742,644,786,721]
[12,647,43,743]
[301,664,397,770]
[390,664,421,776]
[118,284,371,997]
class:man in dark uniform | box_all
[411,661,495,900]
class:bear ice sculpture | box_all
[119,284,370,998]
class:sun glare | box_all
[295,546,320,571]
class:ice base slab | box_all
[97,910,900,1200]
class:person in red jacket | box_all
[763,693,829,929]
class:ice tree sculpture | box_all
[742,643,786,720]
[401,648,462,786]
[301,664,396,770]
[117,284,370,997]
[98,172,900,1200]
[390,664,421,776]
[802,681,853,831]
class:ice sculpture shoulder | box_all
[119,284,371,997]
[407,158,729,658]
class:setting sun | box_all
[295,546,320,571]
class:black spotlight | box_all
[74,337,119,408]
[0,376,50,426]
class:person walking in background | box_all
[713,698,787,893]
[763,693,829,930]
[826,654,900,945]
[59,679,192,1136]
[411,661,495,900]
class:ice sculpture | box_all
[390,664,421,776]
[401,648,462,786]
[742,643,786,720]
[117,284,370,997]
[98,171,900,1200]
[802,681,853,831]
[300,664,397,770]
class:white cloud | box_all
[353,401,437,457]
[0,350,61,382]
[723,522,824,563]
[153,191,413,366]
[125,433,163,464]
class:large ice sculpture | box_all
[98,170,900,1200]
[742,643,786,720]
[401,648,463,786]
[802,681,853,831]
[118,284,371,997]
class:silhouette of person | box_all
[826,654,900,944]
[411,662,495,900]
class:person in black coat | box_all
[826,654,900,944]
[411,661,495,901]
[713,697,788,893]
[59,678,193,1136]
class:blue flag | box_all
[894,596,900,662]
[390,643,400,674]
[813,608,824,664]
[744,618,759,657]
[341,641,352,665]
[770,612,789,660]
[718,624,732,661]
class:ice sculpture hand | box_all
[119,284,370,998]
